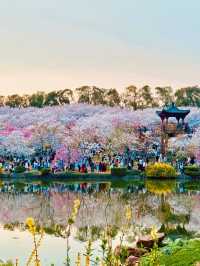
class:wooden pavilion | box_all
[156,103,190,156]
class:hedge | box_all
[184,165,200,177]
[40,168,51,176]
[111,167,127,177]
[14,165,26,173]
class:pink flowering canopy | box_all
[0,104,199,160]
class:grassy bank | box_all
[0,169,143,181]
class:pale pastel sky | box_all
[0,0,200,95]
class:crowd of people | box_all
[0,153,132,174]
[0,147,198,176]
[0,157,124,174]
[0,156,52,173]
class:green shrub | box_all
[40,168,51,176]
[14,165,26,173]
[140,239,200,266]
[184,165,200,171]
[145,163,177,178]
[111,167,127,177]
[184,165,200,177]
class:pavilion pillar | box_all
[161,118,166,157]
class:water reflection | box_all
[0,178,200,264]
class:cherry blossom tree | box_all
[0,104,199,160]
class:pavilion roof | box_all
[156,103,190,120]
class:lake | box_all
[0,177,200,265]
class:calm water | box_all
[0,177,200,265]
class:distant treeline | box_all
[1,85,200,109]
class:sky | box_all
[0,0,200,95]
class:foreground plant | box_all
[97,205,133,266]
[149,226,160,266]
[25,217,44,266]
[64,198,81,266]
[140,226,162,266]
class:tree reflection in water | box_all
[0,179,199,240]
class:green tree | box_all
[104,88,121,107]
[0,96,5,107]
[90,87,106,105]
[5,94,24,108]
[122,85,141,110]
[21,94,30,107]
[44,91,59,106]
[76,86,106,105]
[155,86,174,106]
[175,86,200,107]
[29,92,46,108]
[140,85,157,108]
[76,86,92,104]
[58,89,74,104]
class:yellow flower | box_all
[85,255,90,266]
[76,253,81,266]
[71,199,81,221]
[125,205,132,221]
[26,217,36,234]
[150,226,158,240]
[74,199,81,208]
[26,217,35,228]
[35,260,41,266]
